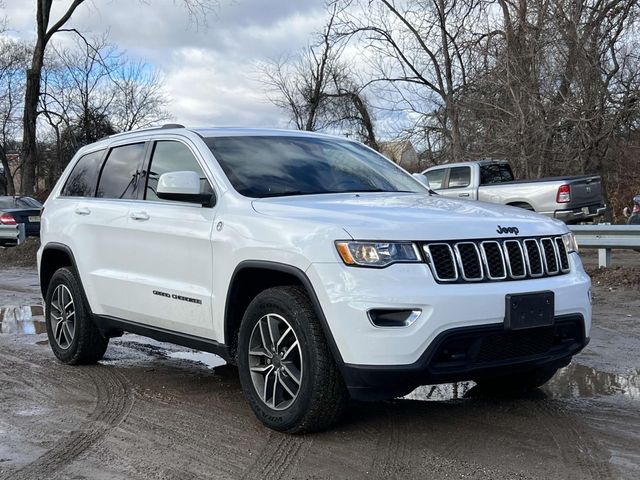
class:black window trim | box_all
[95,141,149,201]
[140,138,217,207]
[59,148,108,199]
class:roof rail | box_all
[103,124,186,140]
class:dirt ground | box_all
[0,249,639,479]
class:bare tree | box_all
[19,0,219,195]
[110,61,170,132]
[337,0,479,161]
[260,3,378,147]
[0,37,29,195]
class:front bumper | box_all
[306,253,591,397]
[342,315,587,400]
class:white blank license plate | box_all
[28,216,40,222]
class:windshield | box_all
[204,135,426,198]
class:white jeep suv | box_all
[38,125,591,433]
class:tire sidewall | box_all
[45,267,88,364]
[237,289,318,431]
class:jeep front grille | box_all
[423,236,570,283]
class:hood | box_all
[252,192,566,241]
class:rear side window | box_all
[145,141,213,202]
[61,150,105,197]
[96,143,145,199]
[425,169,445,189]
[480,164,514,184]
[448,167,471,188]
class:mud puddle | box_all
[0,305,46,334]
[405,363,640,402]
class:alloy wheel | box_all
[248,313,303,411]
[50,284,76,350]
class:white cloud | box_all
[1,0,327,127]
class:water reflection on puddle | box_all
[404,363,640,402]
[0,306,46,334]
[167,351,226,369]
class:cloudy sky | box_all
[2,0,329,128]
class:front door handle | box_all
[458,193,470,197]
[130,211,150,221]
[75,207,91,215]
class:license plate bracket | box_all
[505,291,554,330]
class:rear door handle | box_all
[130,211,150,221]
[75,207,91,215]
[458,193,470,197]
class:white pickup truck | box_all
[423,160,606,223]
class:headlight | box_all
[562,232,578,253]
[335,241,421,267]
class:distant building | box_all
[379,141,420,172]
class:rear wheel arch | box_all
[40,243,77,297]
[224,261,343,365]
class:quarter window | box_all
[448,167,471,188]
[61,150,105,197]
[145,141,213,202]
[96,143,145,199]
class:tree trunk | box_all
[0,147,15,195]
[20,40,46,195]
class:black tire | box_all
[474,365,559,394]
[45,267,109,365]
[237,286,348,433]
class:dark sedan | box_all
[0,196,43,245]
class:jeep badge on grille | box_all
[497,225,519,235]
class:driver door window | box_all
[145,141,213,202]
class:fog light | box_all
[368,309,421,327]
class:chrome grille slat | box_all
[523,239,544,277]
[423,236,570,284]
[503,240,527,279]
[540,238,559,275]
[480,241,507,280]
[454,242,483,281]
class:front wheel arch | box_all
[224,261,343,366]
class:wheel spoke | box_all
[54,320,64,344]
[276,326,292,349]
[258,319,272,351]
[271,370,279,407]
[278,372,297,397]
[250,364,274,373]
[62,322,73,346]
[263,369,273,403]
[266,315,280,350]
[249,347,271,358]
[281,361,301,385]
[281,340,299,360]
[51,301,63,315]
[64,300,74,311]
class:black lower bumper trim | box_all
[342,314,587,401]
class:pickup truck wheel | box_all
[45,267,109,365]
[237,286,347,433]
[474,365,559,394]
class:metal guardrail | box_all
[0,223,25,246]
[568,224,640,267]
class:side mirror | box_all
[157,171,213,206]
[412,173,431,189]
